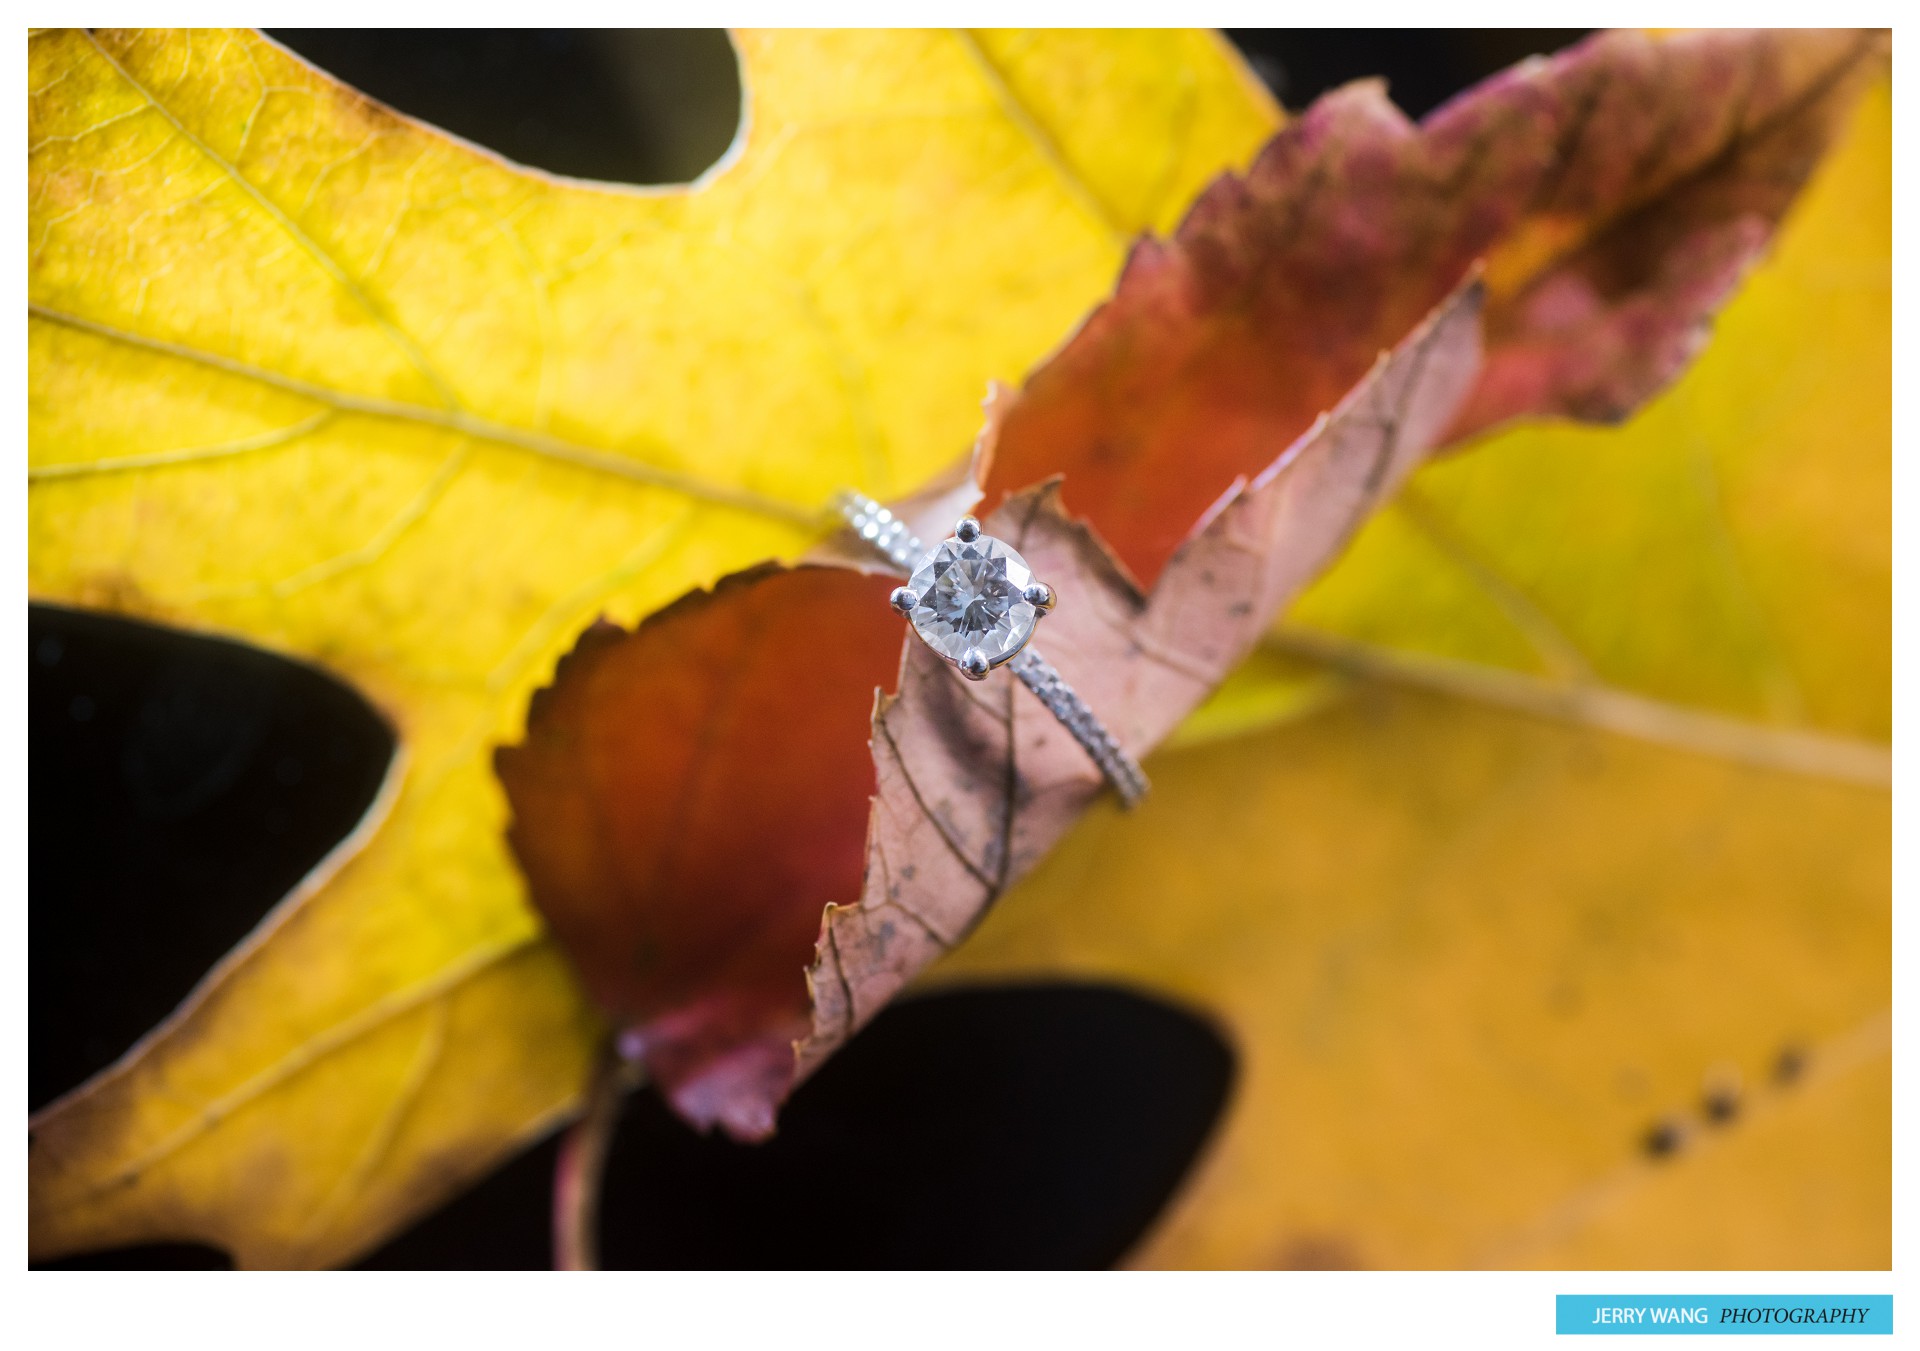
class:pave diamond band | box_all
[838,491,927,572]
[834,489,1149,808]
[1007,647,1152,806]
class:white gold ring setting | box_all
[836,490,1149,807]
[890,514,1052,681]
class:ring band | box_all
[834,489,1149,807]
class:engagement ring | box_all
[835,489,1149,807]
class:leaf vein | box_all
[28,305,820,526]
[1268,627,1889,788]
[952,29,1129,247]
[81,30,465,412]
[28,409,335,481]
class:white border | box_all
[13,15,1908,1351]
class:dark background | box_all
[31,28,1589,1270]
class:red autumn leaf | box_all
[979,28,1889,590]
[493,566,901,1140]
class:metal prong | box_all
[889,586,918,615]
[954,515,982,543]
[1023,582,1055,612]
[959,648,990,680]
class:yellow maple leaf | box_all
[941,79,1890,1269]
[26,26,1278,1268]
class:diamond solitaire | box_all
[889,516,1054,681]
[836,488,1146,805]
[906,534,1038,665]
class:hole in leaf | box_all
[359,983,1235,1269]
[1226,29,1593,119]
[265,29,744,186]
[32,1242,233,1271]
[29,604,394,1111]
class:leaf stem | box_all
[552,1033,642,1271]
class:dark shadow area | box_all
[1227,29,1592,118]
[266,29,742,185]
[359,984,1235,1269]
[28,605,394,1111]
[32,1242,232,1271]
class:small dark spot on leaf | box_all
[1773,1043,1809,1086]
[1642,1114,1688,1160]
[1700,1063,1742,1125]
[1702,1084,1740,1124]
